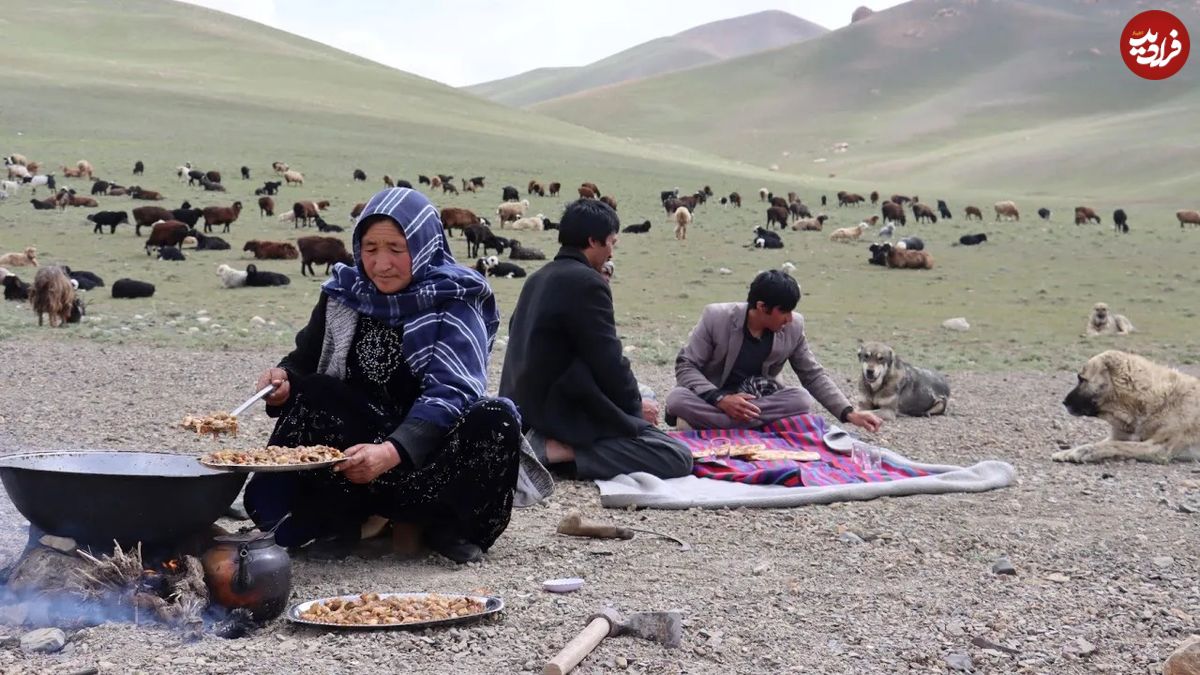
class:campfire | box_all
[0,526,256,640]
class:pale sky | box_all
[177,0,904,87]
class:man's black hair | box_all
[558,199,619,248]
[747,270,801,312]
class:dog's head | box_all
[857,341,895,385]
[1092,302,1109,322]
[1062,351,1127,417]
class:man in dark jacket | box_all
[499,199,692,480]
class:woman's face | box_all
[360,218,413,294]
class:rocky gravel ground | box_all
[0,336,1197,674]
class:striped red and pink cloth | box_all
[670,414,930,487]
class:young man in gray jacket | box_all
[665,270,883,432]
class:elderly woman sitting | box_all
[245,188,544,563]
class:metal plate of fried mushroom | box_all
[182,412,239,438]
[287,592,503,630]
[199,445,346,472]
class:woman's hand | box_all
[255,367,290,406]
[335,442,402,484]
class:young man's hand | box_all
[641,399,659,424]
[846,410,883,433]
[717,393,760,423]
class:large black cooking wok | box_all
[0,451,247,547]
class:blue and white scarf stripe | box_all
[320,188,502,431]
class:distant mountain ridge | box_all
[464,10,828,107]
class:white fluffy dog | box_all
[217,264,247,288]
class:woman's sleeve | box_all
[388,300,492,470]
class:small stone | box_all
[1045,572,1070,583]
[197,316,211,324]
[1178,503,1197,514]
[251,316,266,325]
[616,656,629,668]
[38,534,77,553]
[1153,556,1175,569]
[838,532,864,545]
[718,268,733,275]
[1072,638,1097,657]
[945,651,974,672]
[196,309,208,316]
[942,317,970,331]
[991,555,1017,576]
[20,628,65,654]
[0,635,18,648]
[188,327,200,333]
[752,562,770,576]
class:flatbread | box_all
[747,449,821,462]
[691,443,763,459]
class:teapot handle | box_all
[233,543,253,593]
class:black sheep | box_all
[897,236,925,251]
[314,215,344,233]
[87,210,130,234]
[245,264,290,287]
[111,278,155,299]
[752,226,783,249]
[937,199,953,220]
[91,180,112,196]
[501,186,519,202]
[171,207,203,227]
[959,233,988,246]
[396,179,413,189]
[622,220,651,234]
[486,261,526,278]
[157,246,186,261]
[194,233,231,250]
[867,243,887,266]
[30,198,56,211]
[133,160,144,175]
[240,166,251,180]
[353,168,367,181]
[3,274,31,300]
[1038,207,1051,220]
[541,217,559,231]
[1112,209,1129,233]
[508,240,546,260]
[62,267,105,290]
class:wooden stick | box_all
[543,617,611,675]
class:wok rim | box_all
[0,450,237,478]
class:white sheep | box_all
[829,223,869,242]
[877,222,895,239]
[497,199,530,226]
[781,262,797,274]
[508,214,545,231]
[217,264,248,288]
[673,206,691,240]
[758,187,769,202]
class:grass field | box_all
[2,0,1199,380]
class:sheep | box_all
[1038,207,1051,220]
[29,266,77,327]
[461,178,477,193]
[674,205,692,240]
[156,245,186,261]
[56,191,98,209]
[273,161,289,174]
[3,273,31,301]
[245,264,291,287]
[911,203,938,223]
[243,240,300,260]
[298,236,352,276]
[193,232,231,251]
[87,210,130,234]
[129,186,163,200]
[1176,210,1200,228]
[0,247,38,267]
[144,220,191,256]
[577,185,596,199]
[936,199,952,220]
[1074,206,1101,225]
[994,200,1020,221]
[5,154,29,166]
[291,200,329,228]
[62,267,105,291]
[283,170,304,186]
[765,206,790,229]
[501,186,519,202]
[61,166,85,178]
[314,215,344,233]
[508,239,546,260]
[22,174,56,194]
[1112,208,1129,233]
[770,196,788,209]
[256,181,281,196]
[729,192,741,208]
[133,206,174,235]
[469,176,486,188]
[599,195,617,211]
[418,175,431,185]
[959,233,988,245]
[7,165,31,180]
[660,189,679,204]
[580,181,601,197]
[202,201,243,233]
[882,201,907,226]
[830,223,869,242]
[890,194,913,205]
[442,181,459,195]
[752,227,783,249]
[622,220,651,234]
[896,236,925,250]
[200,177,226,192]
[965,206,984,221]
[877,222,895,239]
[789,201,811,220]
[548,182,561,197]
[541,217,558,230]
[509,214,545,231]
[175,165,191,181]
[441,207,482,237]
[867,243,888,266]
[30,197,57,210]
[111,278,155,298]
[792,214,828,232]
[258,196,275,217]
[474,256,526,278]
[497,199,530,226]
[90,180,112,195]
[241,166,251,180]
[870,191,879,205]
[353,168,367,182]
[758,187,768,202]
[186,169,206,186]
[838,192,865,206]
[430,176,442,189]
[349,202,366,221]
[217,264,248,288]
[881,243,933,269]
[527,180,544,196]
[1,179,20,194]
[464,224,508,258]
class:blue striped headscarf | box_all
[322,187,500,429]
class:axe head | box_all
[589,607,682,648]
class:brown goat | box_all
[885,245,934,270]
[243,240,299,260]
[577,185,596,199]
[130,187,163,200]
[298,236,352,276]
[258,196,275,217]
[599,195,617,211]
[29,266,76,327]
[580,182,600,197]
[202,201,243,233]
[206,170,222,184]
[132,206,174,236]
[766,206,790,229]
[1177,209,1200,228]
[383,175,395,188]
[440,207,482,237]
[351,202,366,219]
[964,206,983,220]
[1074,206,1100,225]
[839,192,865,206]
[548,182,560,196]
[0,247,38,267]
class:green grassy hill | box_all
[534,0,1200,200]
[464,10,827,107]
